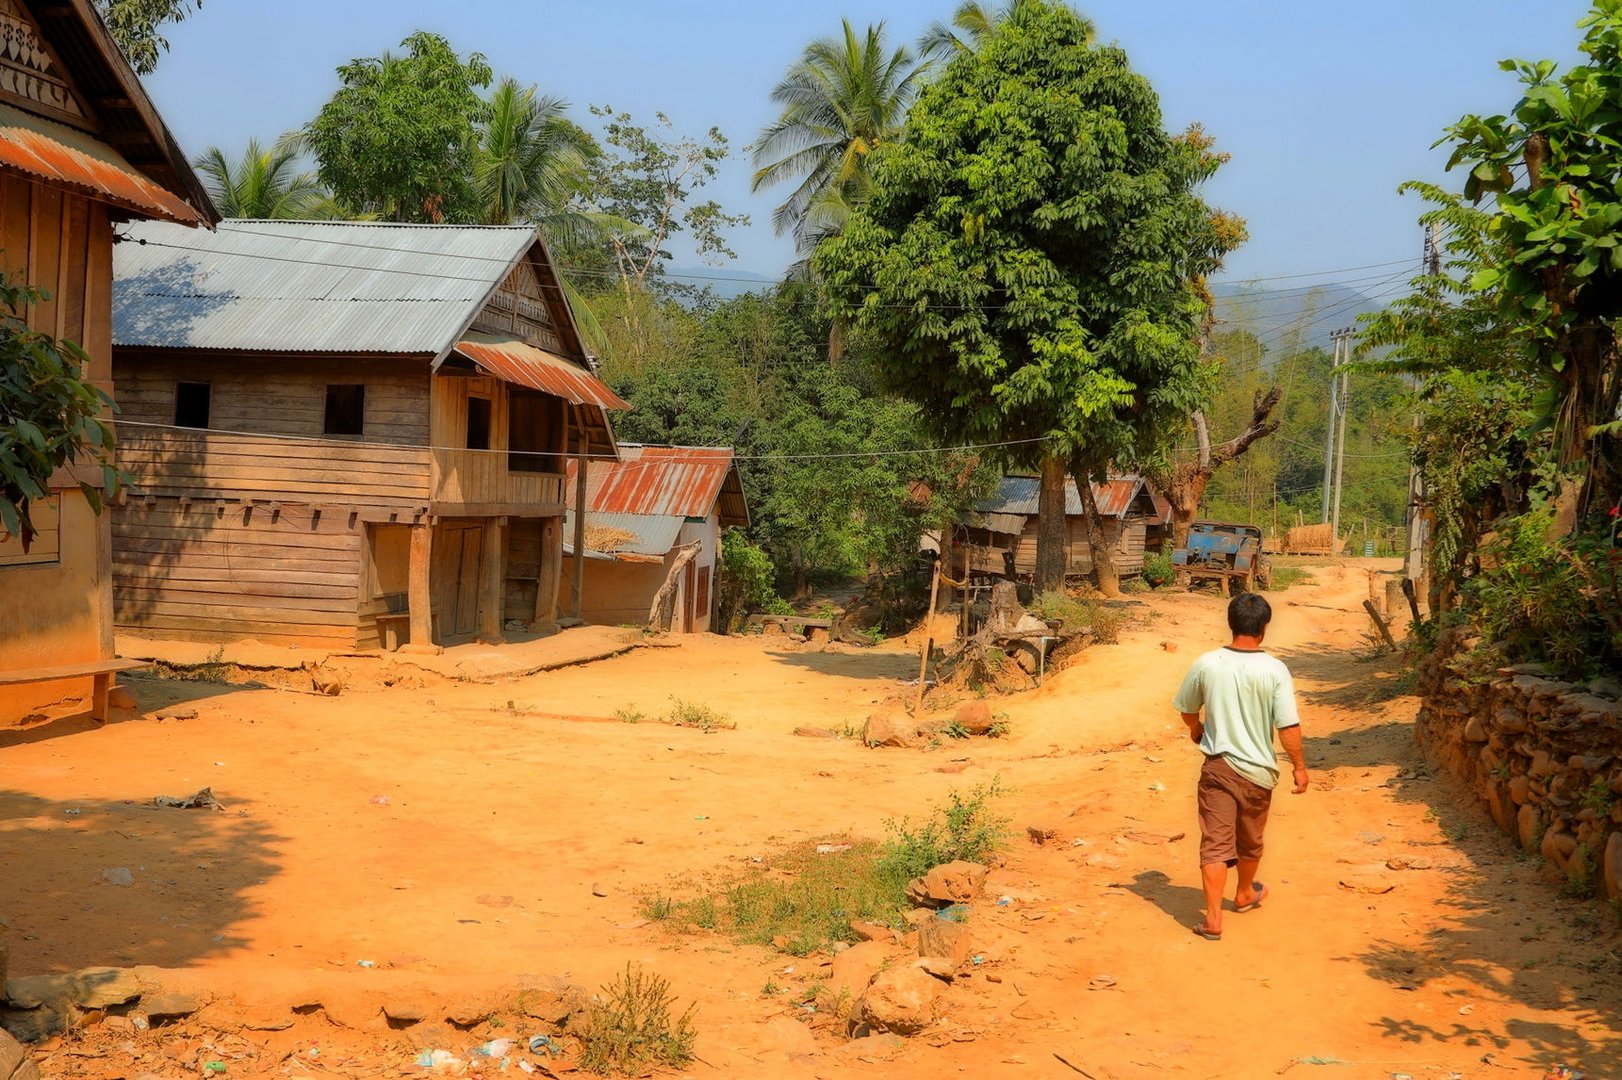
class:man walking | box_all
[1173,592,1307,941]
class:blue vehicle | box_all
[1171,521,1272,594]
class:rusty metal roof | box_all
[457,332,628,412]
[975,473,1160,520]
[562,510,685,558]
[0,103,204,224]
[566,444,749,527]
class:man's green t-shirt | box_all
[1172,646,1301,789]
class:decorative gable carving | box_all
[472,256,564,354]
[0,1,90,127]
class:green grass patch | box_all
[640,779,1011,955]
[1266,565,1314,591]
[1028,592,1126,644]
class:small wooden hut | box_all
[0,0,215,723]
[559,445,749,633]
[959,474,1166,579]
[109,219,625,649]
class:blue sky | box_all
[144,1,1592,288]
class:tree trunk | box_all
[1156,389,1282,552]
[1034,455,1068,594]
[1167,470,1212,552]
[1074,468,1120,597]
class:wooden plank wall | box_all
[113,501,362,645]
[1008,518,1148,577]
[113,354,431,446]
[0,177,111,381]
[118,429,432,508]
[428,373,508,504]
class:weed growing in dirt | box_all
[640,894,675,921]
[1560,843,1599,900]
[648,838,912,955]
[614,706,645,724]
[577,964,696,1076]
[988,718,1011,737]
[1267,566,1314,591]
[157,646,228,683]
[877,777,1011,882]
[662,698,735,731]
[1027,593,1125,644]
[941,719,970,739]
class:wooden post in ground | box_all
[477,517,506,644]
[915,560,942,713]
[531,516,563,634]
[570,409,588,620]
[401,519,439,654]
[1363,598,1398,650]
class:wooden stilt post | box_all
[477,516,506,644]
[915,559,942,713]
[401,519,440,654]
[570,409,588,620]
[1363,598,1398,650]
[531,515,563,634]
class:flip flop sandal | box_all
[1191,923,1222,941]
[1235,882,1267,913]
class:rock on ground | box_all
[858,965,941,1035]
[917,918,973,967]
[906,861,988,906]
[0,1028,41,1080]
[952,700,995,736]
[863,711,922,749]
[827,941,891,1000]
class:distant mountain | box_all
[1211,281,1397,358]
[667,265,779,299]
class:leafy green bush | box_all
[877,777,1011,882]
[1461,505,1621,680]
[1142,551,1175,588]
[717,531,790,632]
[578,965,696,1076]
[1028,591,1125,644]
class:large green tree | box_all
[194,137,340,220]
[97,0,198,74]
[305,32,492,224]
[1429,2,1622,513]
[817,0,1241,594]
[475,78,599,231]
[751,20,924,253]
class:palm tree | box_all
[919,1,1094,59]
[193,136,341,219]
[751,20,924,253]
[474,77,600,234]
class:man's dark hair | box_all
[1228,592,1272,637]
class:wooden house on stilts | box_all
[0,0,216,724]
[108,220,626,650]
[960,474,1169,580]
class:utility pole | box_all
[1404,224,1442,594]
[1320,330,1341,523]
[1329,327,1353,544]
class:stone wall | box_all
[1415,627,1622,903]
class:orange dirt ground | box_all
[2,562,1619,1078]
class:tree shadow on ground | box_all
[763,648,919,682]
[1272,648,1622,1074]
[0,787,284,973]
[1270,642,1410,709]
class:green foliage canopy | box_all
[97,0,198,75]
[193,136,340,220]
[305,32,493,223]
[815,0,1241,481]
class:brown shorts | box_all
[1197,756,1274,867]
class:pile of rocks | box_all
[827,861,988,1039]
[0,966,202,1043]
[861,700,1003,749]
[1416,627,1622,901]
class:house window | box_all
[508,391,560,473]
[324,384,365,436]
[174,381,211,429]
[466,396,492,450]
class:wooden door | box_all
[431,524,484,638]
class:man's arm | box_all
[1181,711,1204,746]
[1279,724,1308,794]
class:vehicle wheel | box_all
[1255,557,1274,591]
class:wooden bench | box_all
[0,658,150,724]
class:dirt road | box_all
[2,563,1617,1078]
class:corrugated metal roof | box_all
[566,444,749,527]
[974,474,1156,520]
[972,512,1028,536]
[112,219,535,353]
[457,333,628,411]
[0,103,204,225]
[562,510,685,557]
